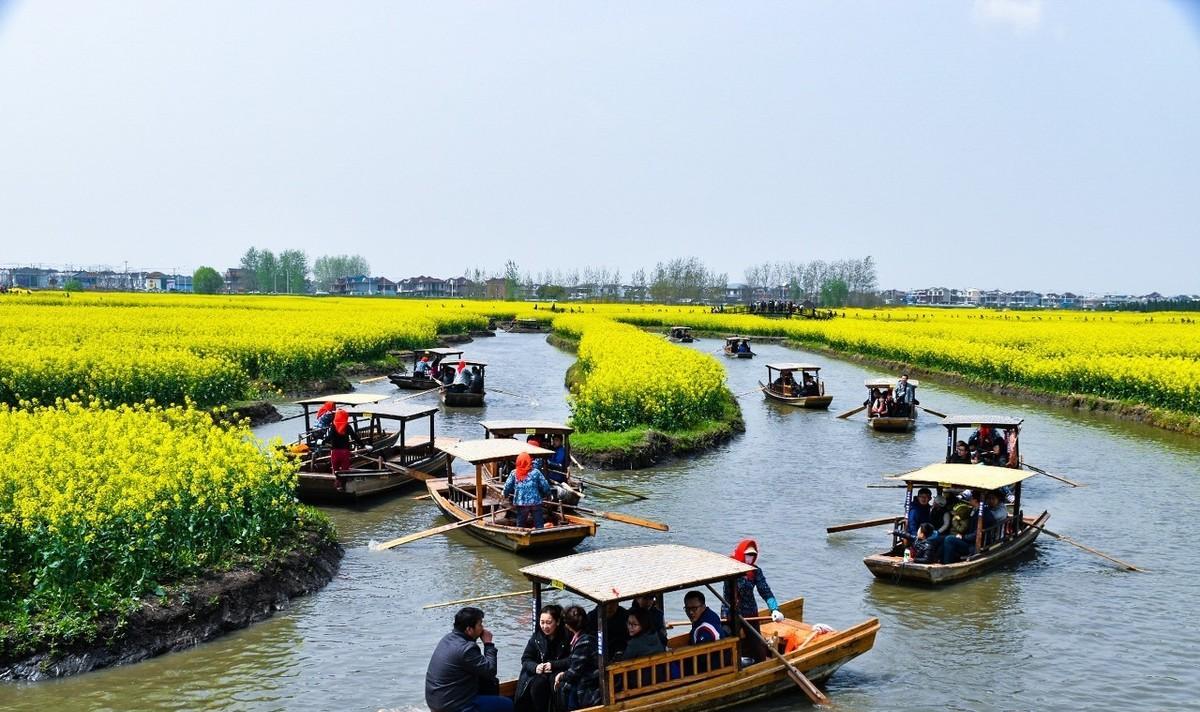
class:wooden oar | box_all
[422,589,531,610]
[412,493,432,501]
[665,616,770,628]
[1025,521,1145,572]
[567,505,668,531]
[918,405,947,418]
[704,585,827,706]
[835,404,867,419]
[389,384,444,402]
[732,385,764,398]
[358,375,389,384]
[826,515,898,534]
[1021,460,1084,487]
[375,509,509,550]
[577,477,647,501]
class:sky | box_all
[1,1,1198,294]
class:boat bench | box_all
[606,637,738,702]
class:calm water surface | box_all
[4,332,1198,711]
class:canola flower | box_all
[0,400,318,637]
[555,315,729,432]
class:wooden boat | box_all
[503,318,548,333]
[490,544,878,710]
[424,438,597,553]
[760,363,832,409]
[723,335,755,359]
[480,420,582,497]
[289,395,455,503]
[667,326,694,343]
[863,377,919,432]
[438,359,487,407]
[863,463,1046,585]
[388,347,463,390]
[940,414,1024,467]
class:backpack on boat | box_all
[950,502,974,535]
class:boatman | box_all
[722,539,785,662]
[894,374,917,416]
[425,607,513,712]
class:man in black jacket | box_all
[425,607,513,712]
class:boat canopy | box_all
[345,402,438,422]
[520,544,753,604]
[438,359,487,367]
[725,335,750,342]
[939,415,1024,428]
[766,363,821,371]
[294,393,388,406]
[423,348,465,357]
[481,420,573,436]
[670,326,691,331]
[885,463,1035,490]
[865,377,918,388]
[441,438,554,465]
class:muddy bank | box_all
[0,525,343,682]
[788,340,1200,437]
[211,400,282,427]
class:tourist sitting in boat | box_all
[515,604,570,712]
[929,493,953,534]
[870,392,893,417]
[450,360,471,392]
[546,434,568,476]
[906,488,933,535]
[414,355,432,376]
[722,539,784,662]
[554,605,601,711]
[323,409,366,491]
[469,365,484,394]
[618,608,667,662]
[985,490,1009,538]
[802,373,819,396]
[905,523,942,563]
[947,441,972,464]
[425,606,511,712]
[586,601,630,662]
[976,442,1006,466]
[502,453,552,530]
[737,339,751,354]
[684,591,725,645]
[941,492,995,564]
[629,594,668,647]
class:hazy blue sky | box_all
[1,1,1197,293]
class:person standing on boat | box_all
[722,539,785,662]
[414,354,432,377]
[307,401,336,444]
[515,604,569,712]
[894,374,917,416]
[451,360,471,392]
[502,453,551,529]
[425,607,512,712]
[323,408,365,491]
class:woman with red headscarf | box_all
[310,401,336,439]
[722,539,784,663]
[502,452,551,529]
[322,408,366,491]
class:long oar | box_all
[375,509,510,550]
[422,589,531,610]
[577,477,647,501]
[704,585,827,706]
[567,504,668,531]
[1021,460,1084,488]
[358,375,389,384]
[733,385,764,398]
[1025,521,1145,572]
[836,405,867,419]
[918,405,947,418]
[826,515,898,534]
[389,384,444,402]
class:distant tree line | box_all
[744,257,878,307]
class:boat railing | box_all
[606,637,738,702]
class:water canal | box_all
[4,332,1198,711]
